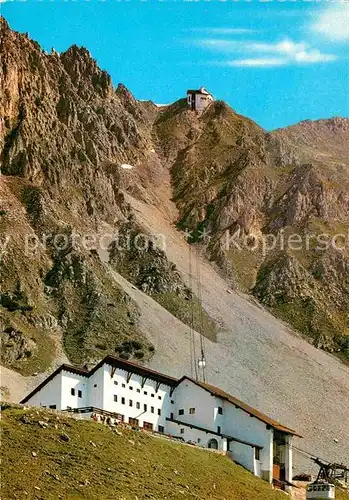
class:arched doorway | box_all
[207,438,218,450]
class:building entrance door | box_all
[208,438,218,449]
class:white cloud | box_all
[311,2,349,42]
[249,40,308,55]
[251,40,336,63]
[294,49,336,64]
[225,58,287,68]
[196,39,242,50]
[197,37,337,67]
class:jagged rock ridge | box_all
[0,16,348,380]
[0,17,215,373]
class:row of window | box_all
[113,396,161,415]
[70,391,223,417]
[177,407,223,416]
[70,385,168,406]
[132,420,158,431]
[70,388,82,398]
[112,414,165,433]
[113,381,162,400]
[178,408,196,415]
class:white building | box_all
[21,355,300,490]
[187,87,214,112]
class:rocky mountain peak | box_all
[299,116,349,131]
[61,43,91,60]
[0,15,9,30]
[60,44,112,97]
[116,82,135,101]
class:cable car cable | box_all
[188,236,198,380]
[195,246,206,383]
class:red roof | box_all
[20,356,177,404]
[178,377,302,437]
[187,87,212,96]
[89,355,178,387]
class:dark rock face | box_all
[154,78,349,359]
[0,18,215,372]
[109,220,191,298]
[0,17,160,372]
[108,219,217,342]
[252,252,349,355]
[0,327,37,364]
[0,16,348,373]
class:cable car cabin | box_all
[306,483,335,499]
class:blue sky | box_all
[2,0,348,130]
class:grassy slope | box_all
[153,292,217,342]
[2,405,288,500]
